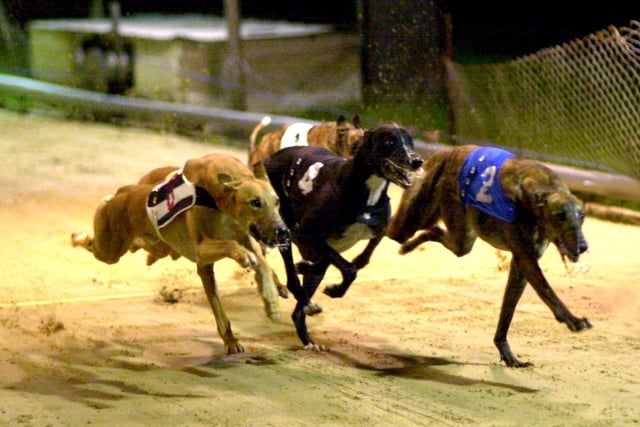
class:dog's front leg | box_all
[291,302,325,351]
[494,261,532,367]
[197,264,243,354]
[278,246,325,350]
[195,238,257,269]
[514,253,593,332]
[248,238,282,321]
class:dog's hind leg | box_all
[71,194,133,264]
[197,263,243,354]
[321,251,357,299]
[351,234,384,269]
[400,209,476,257]
[297,259,329,316]
[399,226,445,254]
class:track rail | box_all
[2,73,639,202]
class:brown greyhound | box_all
[387,144,592,367]
[72,154,290,354]
[129,164,290,303]
[248,114,364,169]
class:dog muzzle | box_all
[250,223,291,249]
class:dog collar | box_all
[459,147,516,223]
[194,185,218,210]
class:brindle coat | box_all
[71,154,290,354]
[248,114,364,169]
[387,144,592,367]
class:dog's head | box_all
[516,165,588,263]
[335,114,365,157]
[356,122,424,188]
[217,163,290,250]
[538,190,588,263]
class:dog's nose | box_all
[276,225,290,244]
[409,155,424,170]
[578,239,588,254]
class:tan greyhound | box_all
[72,154,290,354]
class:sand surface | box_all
[0,110,638,426]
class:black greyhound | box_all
[264,122,424,350]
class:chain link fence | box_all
[447,20,640,180]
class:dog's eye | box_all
[250,199,262,209]
[555,211,566,221]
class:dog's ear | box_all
[517,176,554,216]
[217,173,242,193]
[252,161,271,183]
[336,114,346,126]
[353,115,362,128]
[532,189,549,207]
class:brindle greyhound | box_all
[248,115,364,169]
[72,154,290,354]
[264,122,424,350]
[387,144,592,367]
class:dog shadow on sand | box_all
[303,341,537,393]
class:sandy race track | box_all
[0,110,639,426]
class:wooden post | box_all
[90,0,105,18]
[443,12,456,143]
[0,1,15,51]
[223,0,247,111]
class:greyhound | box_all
[387,144,592,367]
[72,154,290,354]
[264,122,424,350]
[248,115,364,169]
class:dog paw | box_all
[567,317,593,332]
[225,340,245,354]
[304,301,323,316]
[399,241,417,254]
[236,251,258,269]
[276,285,289,299]
[296,260,324,275]
[323,285,346,299]
[303,342,327,352]
[351,254,369,269]
[266,310,280,322]
[71,232,93,250]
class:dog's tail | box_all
[249,116,272,162]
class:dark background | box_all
[3,0,640,131]
[4,0,640,58]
